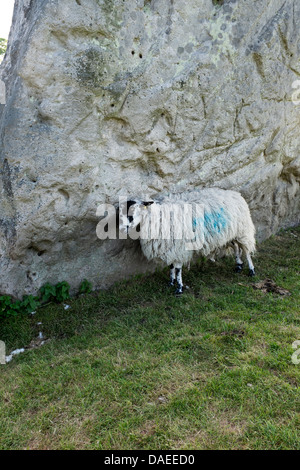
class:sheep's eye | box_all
[142,201,154,206]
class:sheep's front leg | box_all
[169,264,175,286]
[233,242,243,273]
[175,265,183,295]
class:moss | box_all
[76,47,111,89]
[96,0,124,29]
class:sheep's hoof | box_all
[248,269,255,277]
[175,289,183,296]
[235,263,243,273]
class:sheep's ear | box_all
[142,201,154,206]
[127,200,138,207]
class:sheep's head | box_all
[119,199,154,236]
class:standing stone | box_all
[0,0,299,297]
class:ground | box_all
[0,227,299,450]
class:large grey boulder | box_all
[0,0,299,297]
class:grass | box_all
[0,227,299,450]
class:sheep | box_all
[119,188,256,295]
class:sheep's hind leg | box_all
[175,265,183,295]
[169,264,175,287]
[233,242,243,273]
[240,246,255,277]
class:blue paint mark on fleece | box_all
[193,208,227,235]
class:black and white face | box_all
[119,199,154,233]
[119,199,140,234]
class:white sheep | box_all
[119,188,256,295]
